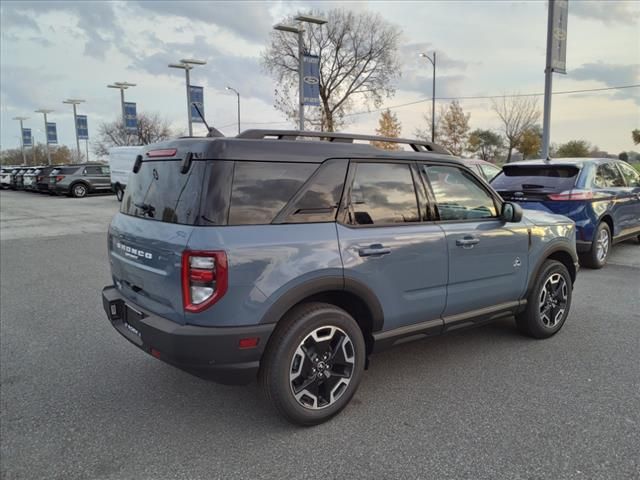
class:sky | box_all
[1,0,639,157]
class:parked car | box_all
[8,168,21,190]
[15,168,28,190]
[102,130,578,425]
[491,158,640,268]
[22,167,42,191]
[462,158,502,182]
[34,165,59,193]
[1,168,12,188]
[108,146,142,201]
[49,163,112,198]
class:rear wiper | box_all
[134,202,155,217]
[521,184,547,189]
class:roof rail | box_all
[237,129,451,155]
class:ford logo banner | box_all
[302,54,320,106]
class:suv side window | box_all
[346,162,419,225]
[84,166,102,175]
[595,163,625,188]
[616,162,640,187]
[100,166,110,175]
[229,161,317,225]
[424,164,498,220]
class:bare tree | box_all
[94,112,176,157]
[491,95,540,163]
[263,9,401,132]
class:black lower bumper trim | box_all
[102,286,275,385]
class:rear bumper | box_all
[102,286,275,385]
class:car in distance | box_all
[34,165,60,193]
[108,146,142,201]
[491,158,640,268]
[1,167,12,188]
[49,163,112,198]
[462,158,502,182]
[102,130,578,425]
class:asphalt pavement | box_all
[1,190,639,480]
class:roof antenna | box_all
[191,102,224,138]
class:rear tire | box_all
[71,183,88,198]
[259,302,366,426]
[516,260,572,339]
[115,185,124,202]
[579,222,611,269]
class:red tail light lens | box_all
[55,175,65,182]
[181,250,228,313]
[548,190,594,201]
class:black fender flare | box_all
[259,275,385,332]
[524,241,578,300]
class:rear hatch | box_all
[109,147,207,324]
[491,163,583,215]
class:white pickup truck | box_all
[108,146,141,201]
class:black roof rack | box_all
[237,130,450,155]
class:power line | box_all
[216,84,640,128]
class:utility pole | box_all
[12,116,29,165]
[420,52,437,142]
[169,59,206,136]
[35,109,54,165]
[63,99,85,163]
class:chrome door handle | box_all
[358,244,391,257]
[456,236,480,248]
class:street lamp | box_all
[12,116,29,165]
[35,109,54,165]
[420,52,437,143]
[107,82,136,126]
[63,99,85,163]
[169,58,207,136]
[226,86,241,135]
[274,14,327,131]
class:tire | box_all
[579,222,611,269]
[259,302,366,426]
[115,185,124,202]
[516,260,572,339]
[71,182,88,198]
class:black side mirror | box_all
[501,202,523,223]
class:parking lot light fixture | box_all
[169,59,206,136]
[107,82,135,126]
[226,86,241,135]
[63,99,85,163]
[35,109,54,165]
[13,116,29,165]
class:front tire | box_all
[516,260,572,339]
[115,185,124,202]
[580,222,611,269]
[259,302,366,426]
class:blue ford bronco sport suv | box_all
[102,130,578,425]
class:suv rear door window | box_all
[84,166,102,175]
[425,164,497,220]
[491,165,579,192]
[595,162,625,188]
[346,162,419,225]
[228,162,317,225]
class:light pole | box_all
[274,14,327,131]
[226,86,241,135]
[107,82,136,126]
[12,116,29,165]
[35,109,54,165]
[420,52,437,143]
[63,99,85,163]
[169,58,206,136]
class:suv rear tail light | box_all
[548,190,594,201]
[55,175,65,182]
[181,250,228,313]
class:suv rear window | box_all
[491,165,579,192]
[51,167,80,175]
[121,160,206,225]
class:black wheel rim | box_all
[289,326,355,410]
[539,273,568,328]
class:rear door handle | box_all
[456,236,480,248]
[358,244,391,257]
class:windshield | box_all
[491,165,580,192]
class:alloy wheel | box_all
[596,228,609,262]
[74,184,87,198]
[289,326,355,410]
[539,273,568,328]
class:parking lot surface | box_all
[1,190,639,480]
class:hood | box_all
[523,208,573,226]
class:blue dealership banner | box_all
[190,85,204,123]
[124,102,137,132]
[22,128,32,147]
[302,54,320,106]
[76,115,89,140]
[46,122,58,144]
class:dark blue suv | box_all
[492,158,640,268]
[102,130,579,425]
